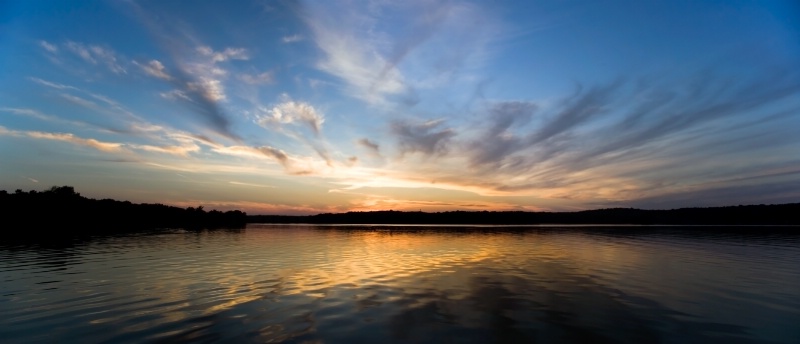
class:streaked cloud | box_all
[281,34,303,43]
[380,68,800,206]
[391,119,455,156]
[39,40,58,53]
[2,1,798,214]
[28,77,77,90]
[89,45,127,74]
[1,107,99,131]
[135,59,172,80]
[257,95,325,135]
[210,144,328,175]
[0,123,200,157]
[467,101,536,167]
[65,41,95,63]
[151,43,253,140]
[229,181,275,188]
[303,1,500,105]
[238,71,273,85]
[64,41,127,74]
[30,77,143,124]
[307,78,332,89]
[196,46,249,63]
[304,3,408,104]
[129,143,200,156]
[160,89,191,101]
[0,126,125,152]
[60,93,98,108]
[357,138,381,156]
[186,78,226,102]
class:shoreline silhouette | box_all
[2,186,798,236]
[1,186,247,235]
[249,205,800,226]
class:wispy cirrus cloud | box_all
[28,131,124,152]
[210,144,327,175]
[391,119,455,157]
[357,138,381,157]
[308,24,406,104]
[1,108,330,175]
[24,77,237,159]
[144,44,249,140]
[128,142,200,157]
[228,181,274,188]
[467,101,536,167]
[256,94,325,135]
[0,126,125,152]
[28,77,77,90]
[60,93,98,108]
[1,107,99,131]
[195,46,248,63]
[160,89,191,101]
[89,45,127,74]
[64,41,94,63]
[2,16,341,210]
[302,1,500,106]
[135,59,172,80]
[39,40,58,53]
[238,71,273,85]
[185,78,226,102]
[1,124,198,158]
[63,41,127,74]
[123,1,246,141]
[29,77,142,124]
[281,34,303,43]
[375,66,800,208]
[619,172,800,209]
[263,64,797,212]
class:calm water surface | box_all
[1,225,799,343]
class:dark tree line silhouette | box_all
[2,186,798,238]
[1,186,247,235]
[249,205,800,225]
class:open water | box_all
[1,225,799,343]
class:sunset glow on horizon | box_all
[1,1,799,215]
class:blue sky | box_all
[1,0,799,214]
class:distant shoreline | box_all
[248,204,800,226]
[1,186,247,234]
[248,223,800,227]
[3,187,799,234]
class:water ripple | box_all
[1,225,799,343]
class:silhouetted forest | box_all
[3,186,798,237]
[249,204,800,225]
[1,186,247,235]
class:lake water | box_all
[1,225,799,343]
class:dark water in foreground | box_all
[1,225,799,343]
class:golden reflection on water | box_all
[229,226,645,302]
[4,226,799,343]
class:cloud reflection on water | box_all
[1,226,798,343]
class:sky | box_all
[1,0,799,214]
